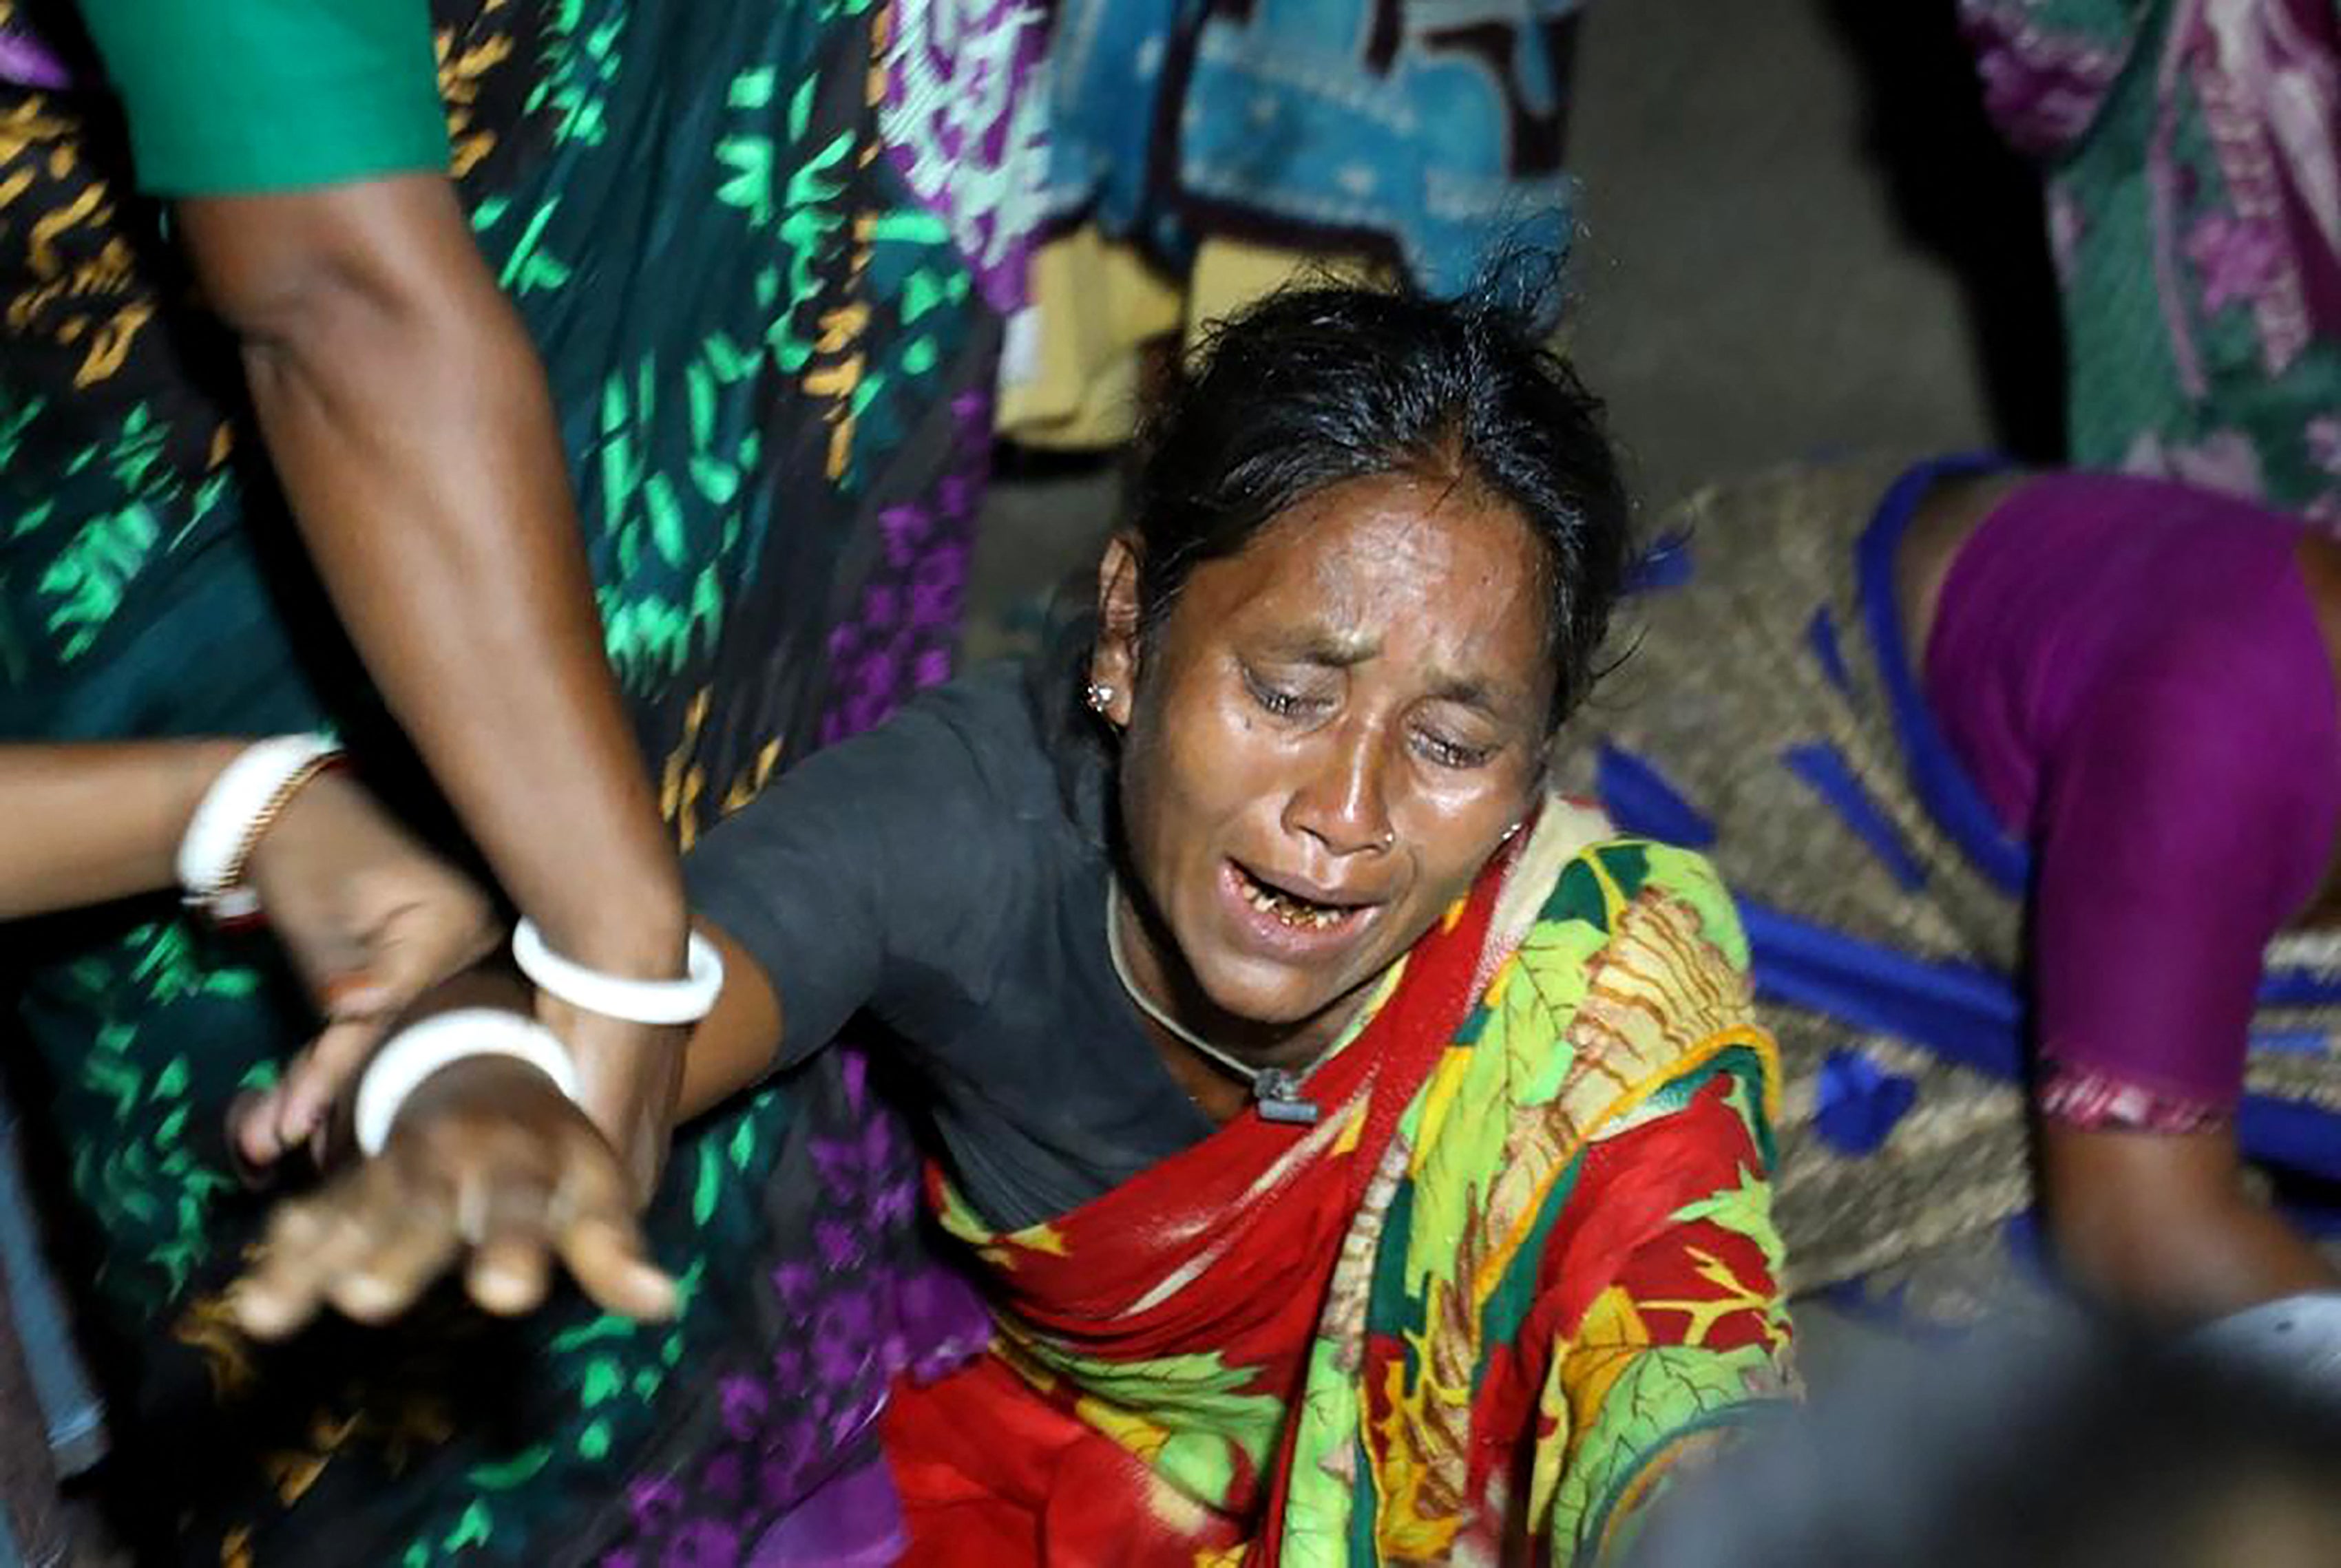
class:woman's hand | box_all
[233,773,501,1165]
[181,174,697,1204]
[539,1004,687,1204]
[232,1055,678,1338]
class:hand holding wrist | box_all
[177,733,345,921]
[353,1006,581,1158]
[522,884,692,984]
[513,919,722,1027]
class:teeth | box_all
[1241,873,1347,929]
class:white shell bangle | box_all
[175,734,343,918]
[353,1008,582,1158]
[510,920,724,1026]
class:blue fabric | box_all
[1593,743,1717,849]
[1745,898,2341,1183]
[2236,1095,2341,1184]
[0,1114,101,1475]
[1038,0,1191,249]
[1812,1049,1918,1156]
[2280,1193,2341,1238]
[1999,1209,2057,1282]
[1043,0,1579,310]
[1627,531,1694,593]
[1853,453,2033,896]
[1805,606,1851,694]
[2256,967,2341,1007]
[1740,900,2026,1081]
[1780,740,1929,893]
[2250,1028,2340,1055]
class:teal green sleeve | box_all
[75,0,450,196]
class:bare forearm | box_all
[0,741,240,919]
[348,926,783,1135]
[181,180,686,979]
[247,319,687,971]
[2043,1121,2341,1324]
[2170,1200,2341,1314]
[2057,1191,2340,1323]
[673,924,785,1120]
[476,929,780,1125]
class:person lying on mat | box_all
[1559,454,2341,1325]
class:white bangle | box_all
[511,920,724,1026]
[353,1008,582,1157]
[176,734,343,920]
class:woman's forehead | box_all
[1180,476,1554,701]
[1228,474,1544,615]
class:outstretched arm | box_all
[175,176,693,1191]
[229,690,1001,1333]
[231,926,786,1335]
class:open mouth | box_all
[1232,862,1369,931]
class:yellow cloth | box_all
[996,230,1380,449]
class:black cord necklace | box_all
[1104,883,1323,1125]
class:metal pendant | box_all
[1253,1068,1320,1125]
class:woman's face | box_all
[1098,472,1556,1044]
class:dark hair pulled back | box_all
[1125,277,1633,728]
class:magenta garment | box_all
[1922,472,2341,1119]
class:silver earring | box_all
[1085,681,1116,713]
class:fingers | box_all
[556,1216,678,1321]
[233,1161,558,1335]
[233,1195,334,1339]
[319,968,395,1019]
[459,1163,558,1317]
[460,1132,678,1321]
[235,907,508,1169]
[355,900,502,1021]
[254,774,499,1015]
[273,920,377,1017]
[283,1007,390,1140]
[234,1166,421,1339]
[233,1016,384,1168]
[231,1090,673,1342]
[228,1088,292,1171]
[325,1207,462,1325]
[550,1142,678,1322]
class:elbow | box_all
[204,245,418,365]
[178,187,459,360]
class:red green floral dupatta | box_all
[885,804,1795,1566]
